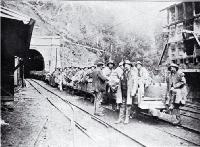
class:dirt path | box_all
[1,82,72,147]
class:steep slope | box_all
[3,0,98,67]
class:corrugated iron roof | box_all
[0,5,31,24]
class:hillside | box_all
[2,0,165,70]
[2,1,100,67]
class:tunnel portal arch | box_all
[24,49,45,77]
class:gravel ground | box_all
[1,82,72,147]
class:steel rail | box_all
[27,79,97,145]
[46,97,96,142]
[30,79,146,147]
[180,112,200,121]
[184,105,200,111]
[135,112,200,146]
[30,78,200,145]
[33,118,48,147]
[154,126,200,146]
[139,111,200,136]
[26,79,78,147]
[180,108,200,115]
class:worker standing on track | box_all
[135,61,150,107]
[58,68,63,91]
[61,68,68,88]
[166,63,187,125]
[115,60,138,124]
[91,60,108,116]
[109,61,124,110]
[102,59,115,105]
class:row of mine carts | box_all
[32,67,181,123]
[43,67,167,109]
[45,68,96,101]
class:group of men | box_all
[91,59,150,124]
[90,59,187,125]
[55,65,96,91]
[52,59,187,125]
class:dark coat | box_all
[91,68,107,92]
[166,70,187,104]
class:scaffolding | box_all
[160,2,200,72]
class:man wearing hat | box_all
[71,67,83,88]
[115,60,138,124]
[59,68,68,91]
[102,59,115,104]
[67,66,74,82]
[166,63,187,125]
[109,61,124,110]
[135,61,150,108]
[80,66,90,91]
[64,67,72,86]
[91,60,108,116]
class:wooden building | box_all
[1,6,35,106]
[160,2,200,102]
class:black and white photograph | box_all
[1,0,200,146]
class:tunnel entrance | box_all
[24,49,45,78]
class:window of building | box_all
[194,42,200,56]
[177,42,186,58]
[194,2,200,15]
[184,20,194,39]
[169,7,176,23]
[169,25,176,38]
[176,23,183,40]
[185,39,194,56]
[185,2,193,20]
[177,4,184,21]
[194,18,200,34]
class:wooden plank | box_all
[181,115,200,133]
[159,43,169,65]
[163,14,200,28]
[139,101,165,109]
[1,96,14,101]
[179,69,200,72]
[175,5,178,21]
[183,2,186,20]
[143,97,163,101]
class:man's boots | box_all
[130,104,138,118]
[124,105,131,124]
[115,104,125,124]
[173,108,181,125]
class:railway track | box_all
[26,79,145,147]
[26,79,99,147]
[100,96,200,135]
[27,79,200,147]
[103,105,200,146]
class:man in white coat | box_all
[115,60,138,124]
[108,61,124,110]
[135,61,150,107]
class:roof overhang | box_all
[160,2,182,12]
[1,5,35,58]
[0,5,32,24]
